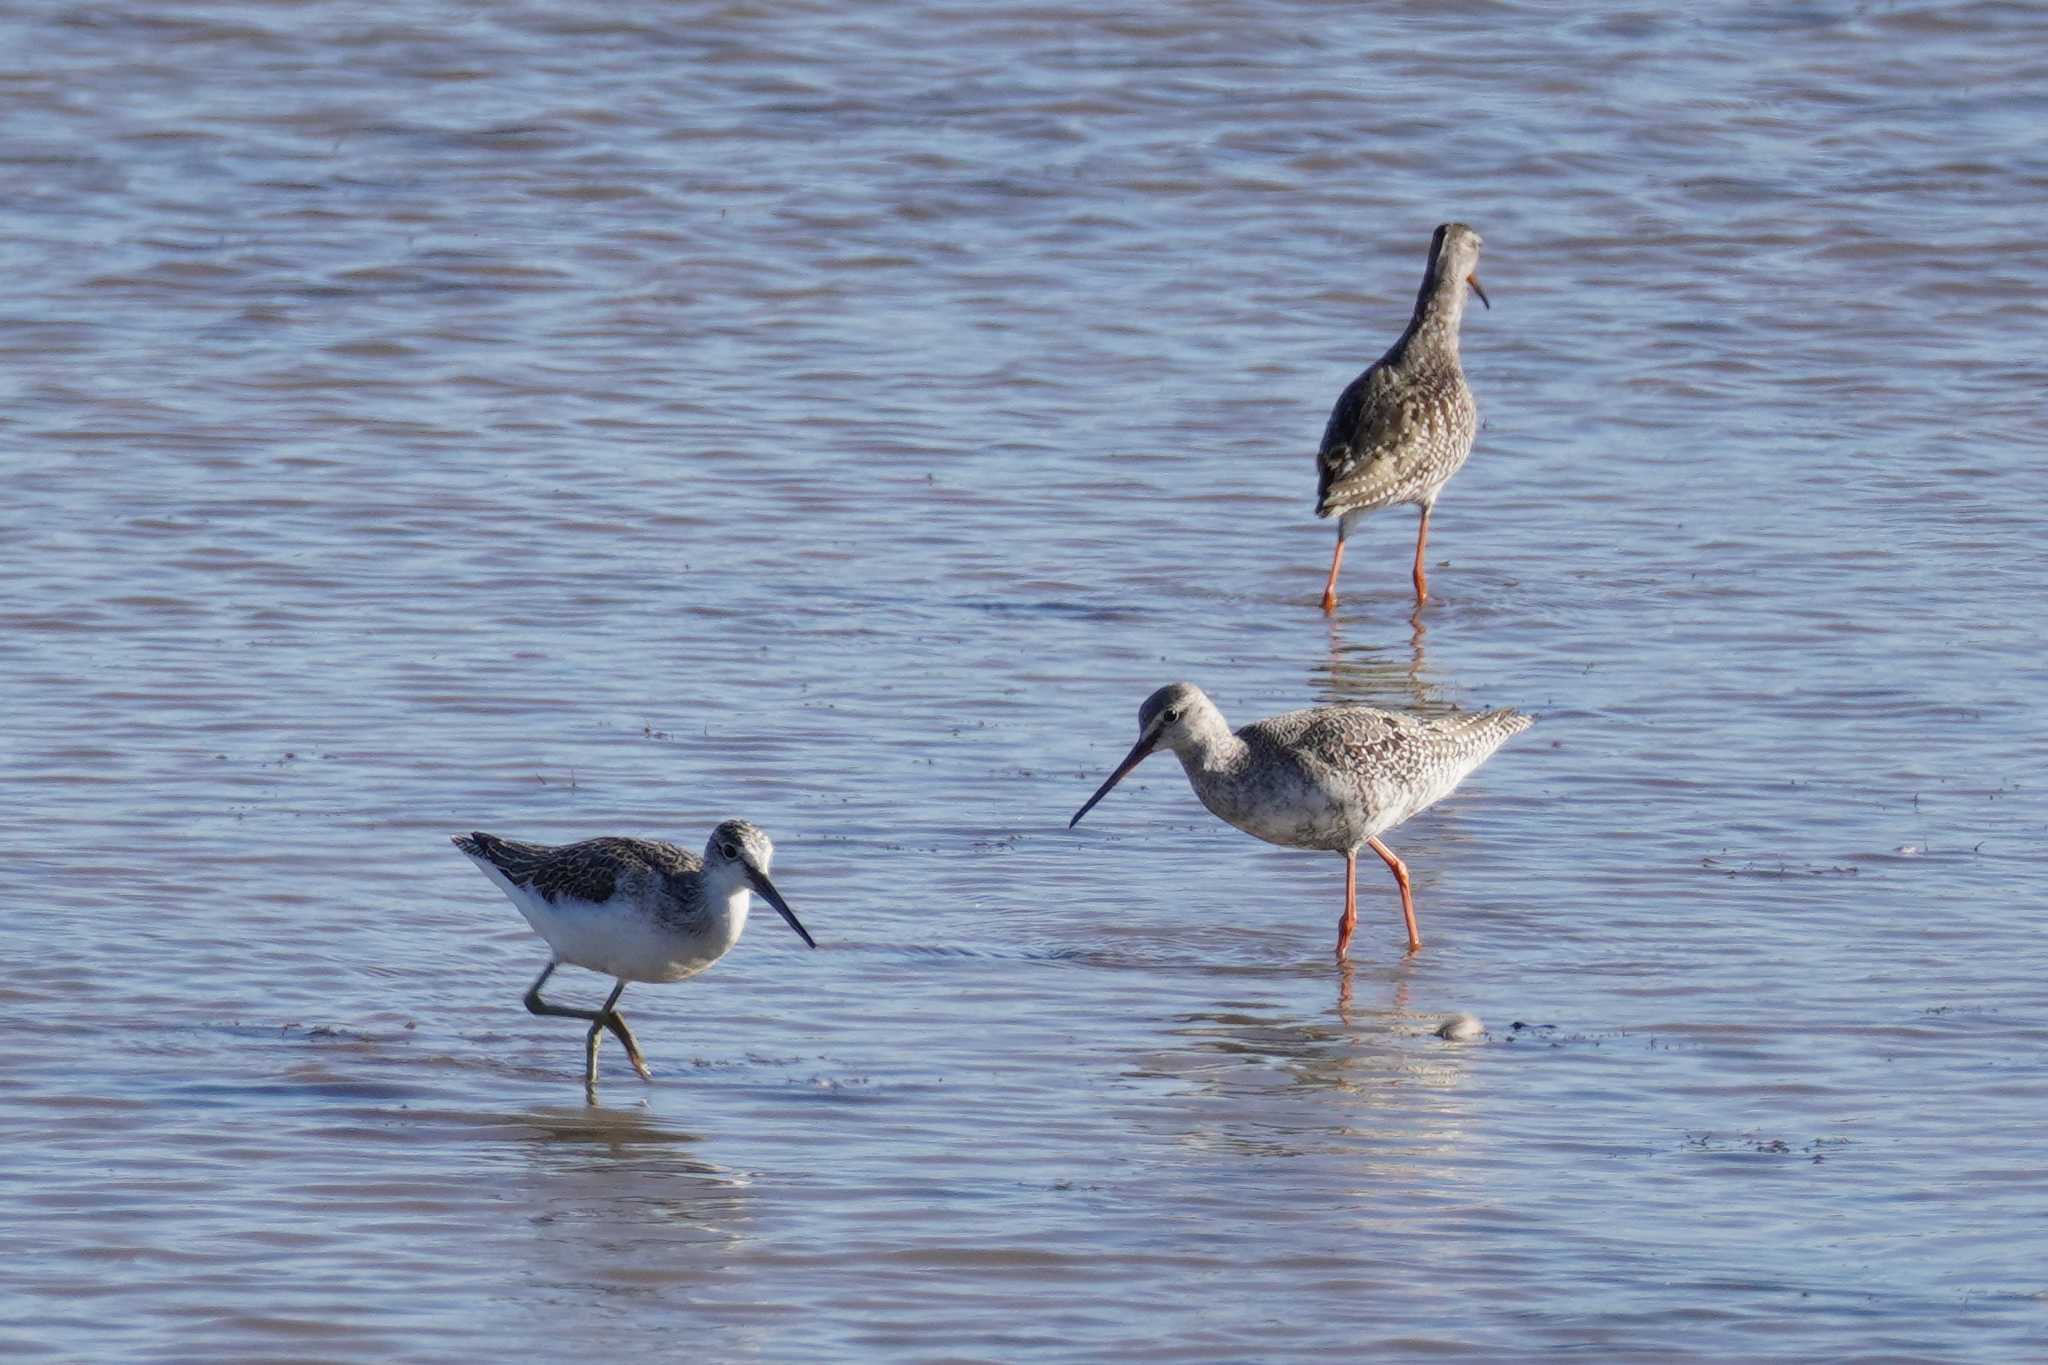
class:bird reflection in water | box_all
[1135,963,1446,1104]
[1334,955,1412,1027]
[515,1103,758,1262]
[1313,608,1433,712]
[515,1101,711,1156]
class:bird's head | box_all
[1069,682,1219,828]
[1429,222,1488,309]
[705,819,814,948]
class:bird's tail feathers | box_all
[1446,708,1533,756]
[450,831,507,862]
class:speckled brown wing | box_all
[453,832,699,905]
[1281,706,1434,785]
[1276,705,1530,796]
[1316,363,1399,511]
[1314,360,1476,518]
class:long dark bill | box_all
[1069,729,1161,829]
[745,864,816,948]
[1467,274,1490,309]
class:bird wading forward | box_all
[1070,683,1529,959]
[1316,222,1489,611]
[452,819,813,1092]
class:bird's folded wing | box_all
[1315,368,1425,514]
[1262,706,1417,779]
[458,833,686,905]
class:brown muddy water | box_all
[3,2,2046,1359]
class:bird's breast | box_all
[1187,756,1368,853]
[644,889,748,982]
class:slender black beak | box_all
[745,864,815,948]
[1467,273,1490,309]
[1069,727,1161,829]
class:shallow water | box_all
[4,1,2047,1359]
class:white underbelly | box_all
[496,878,747,983]
[1225,801,1374,851]
[1191,762,1389,852]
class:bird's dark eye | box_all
[1165,707,1183,723]
[720,842,739,860]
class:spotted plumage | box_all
[1073,683,1530,957]
[1233,703,1531,849]
[454,831,702,927]
[1315,222,1488,609]
[450,818,813,1092]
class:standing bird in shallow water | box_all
[451,819,813,1092]
[1070,684,1529,959]
[1316,222,1489,611]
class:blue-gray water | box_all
[4,2,2046,1359]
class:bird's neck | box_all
[699,864,752,917]
[1394,267,1467,360]
[1173,724,1249,779]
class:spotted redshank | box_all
[451,819,813,1092]
[1316,222,1488,611]
[1069,683,1529,958]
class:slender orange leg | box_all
[1369,835,1421,952]
[1320,535,1347,614]
[1412,504,1433,602]
[1336,850,1358,960]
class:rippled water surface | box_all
[5,2,2047,1359]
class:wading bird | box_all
[1070,683,1528,958]
[452,819,813,1091]
[1317,222,1489,611]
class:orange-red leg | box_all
[1369,835,1421,952]
[1336,850,1358,960]
[1412,505,1433,602]
[1320,535,1347,613]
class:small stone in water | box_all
[1436,1013,1483,1042]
